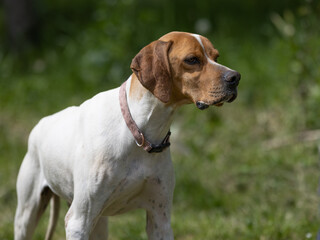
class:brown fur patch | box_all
[130,31,237,108]
[159,32,226,107]
[130,40,173,103]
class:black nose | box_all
[223,71,241,87]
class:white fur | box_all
[14,76,175,240]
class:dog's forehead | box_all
[160,32,202,53]
[199,35,220,59]
[159,32,219,58]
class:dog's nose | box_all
[223,71,241,87]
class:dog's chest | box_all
[99,155,170,216]
[100,176,146,216]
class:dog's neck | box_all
[126,74,175,144]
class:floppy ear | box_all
[130,40,173,103]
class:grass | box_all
[0,15,319,239]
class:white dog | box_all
[14,31,240,240]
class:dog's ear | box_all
[130,40,173,103]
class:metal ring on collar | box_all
[135,132,145,147]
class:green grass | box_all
[1,9,319,239]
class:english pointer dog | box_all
[14,31,240,240]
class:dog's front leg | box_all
[146,207,174,240]
[65,198,104,240]
[65,205,91,240]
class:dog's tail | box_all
[45,194,60,240]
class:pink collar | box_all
[119,81,171,153]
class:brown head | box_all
[130,31,241,110]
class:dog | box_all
[14,31,240,240]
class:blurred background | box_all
[0,0,320,239]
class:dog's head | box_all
[131,31,240,109]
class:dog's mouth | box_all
[196,92,237,110]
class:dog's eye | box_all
[184,56,200,65]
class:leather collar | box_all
[119,81,171,153]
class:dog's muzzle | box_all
[196,71,240,110]
[196,88,238,110]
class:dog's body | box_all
[14,32,240,240]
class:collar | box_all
[119,81,171,153]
